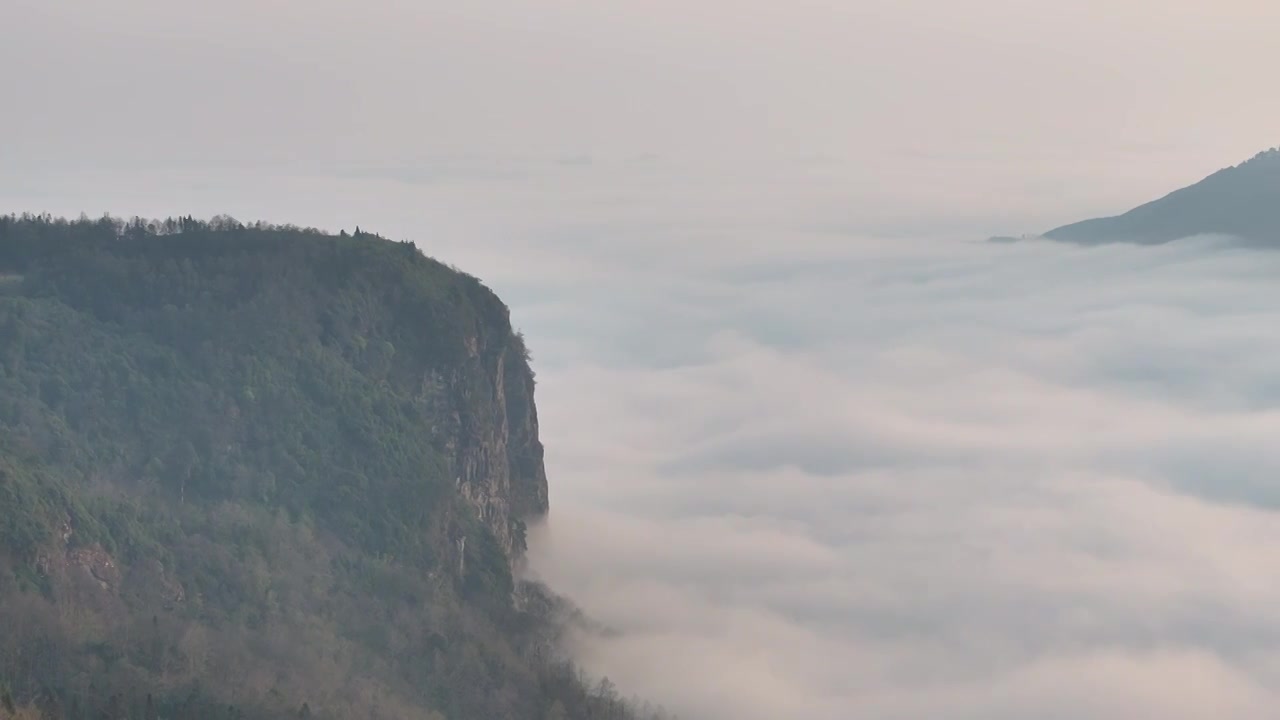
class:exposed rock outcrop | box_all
[30,517,184,609]
[67,545,120,591]
[445,315,548,565]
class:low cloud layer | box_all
[8,2,1280,717]
[9,147,1280,718]
[523,233,1280,719]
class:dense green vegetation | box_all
[0,215,672,720]
[1044,147,1280,245]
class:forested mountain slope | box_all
[0,215,669,720]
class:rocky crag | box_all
[0,216,665,720]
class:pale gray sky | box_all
[6,3,1280,719]
[4,0,1279,232]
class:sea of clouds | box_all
[520,229,1280,720]
[11,154,1280,719]
[9,1,1280,716]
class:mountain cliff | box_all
[1042,148,1280,245]
[0,215,667,720]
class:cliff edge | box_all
[0,216,643,720]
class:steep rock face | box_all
[444,311,549,564]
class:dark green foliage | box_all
[0,215,495,563]
[1044,147,1280,245]
[0,215,672,720]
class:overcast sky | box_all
[6,2,1280,719]
[4,0,1279,233]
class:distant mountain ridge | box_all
[1039,148,1280,245]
